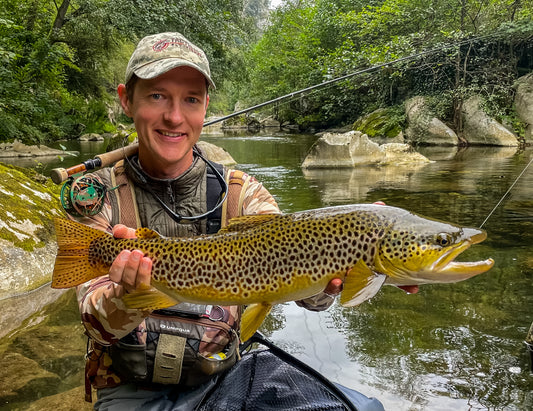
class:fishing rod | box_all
[50,33,496,185]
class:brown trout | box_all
[52,204,494,341]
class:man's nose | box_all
[164,101,184,124]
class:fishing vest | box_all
[85,156,252,400]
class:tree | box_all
[244,0,533,130]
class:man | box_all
[70,32,342,410]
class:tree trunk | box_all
[50,0,71,41]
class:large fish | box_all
[52,204,494,341]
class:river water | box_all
[1,131,532,410]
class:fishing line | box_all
[479,156,533,229]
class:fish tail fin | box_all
[240,302,272,342]
[52,218,108,289]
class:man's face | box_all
[119,66,209,179]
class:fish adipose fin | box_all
[219,214,279,233]
[240,302,272,342]
[52,218,109,289]
[340,259,386,307]
[122,284,178,311]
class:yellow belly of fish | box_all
[151,272,339,306]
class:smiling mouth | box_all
[159,130,186,138]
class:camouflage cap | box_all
[125,32,215,89]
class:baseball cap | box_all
[125,32,215,89]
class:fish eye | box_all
[435,233,452,246]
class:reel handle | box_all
[50,143,139,184]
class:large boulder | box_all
[404,96,459,146]
[301,131,430,168]
[0,163,61,300]
[260,116,281,129]
[514,73,533,142]
[353,108,403,140]
[197,141,237,166]
[0,141,75,158]
[78,133,104,142]
[0,162,63,341]
[462,95,519,146]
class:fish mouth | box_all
[430,229,494,282]
[384,228,494,286]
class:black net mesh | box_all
[197,349,352,411]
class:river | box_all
[1,131,532,410]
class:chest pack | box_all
[108,304,241,388]
[84,159,252,400]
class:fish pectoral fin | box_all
[240,302,272,342]
[219,214,279,233]
[122,285,178,311]
[135,227,162,239]
[340,260,387,307]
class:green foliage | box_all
[245,0,533,130]
[1,0,532,141]
[0,0,264,143]
[353,106,405,138]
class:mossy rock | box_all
[353,108,403,139]
[0,162,62,251]
[0,162,63,298]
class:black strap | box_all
[205,162,224,234]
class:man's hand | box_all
[108,224,152,294]
[324,278,343,297]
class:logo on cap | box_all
[152,37,203,59]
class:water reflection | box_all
[302,164,429,205]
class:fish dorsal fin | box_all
[218,214,280,233]
[340,259,386,307]
[135,227,161,239]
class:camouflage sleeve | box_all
[77,277,152,345]
[240,174,335,312]
[241,176,281,215]
[66,173,150,346]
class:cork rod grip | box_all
[94,143,138,165]
[50,143,139,184]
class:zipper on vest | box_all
[166,183,175,205]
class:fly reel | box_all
[60,175,107,217]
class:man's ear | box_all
[205,94,210,110]
[117,84,132,118]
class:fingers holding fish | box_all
[323,278,343,297]
[112,224,137,239]
[109,249,152,294]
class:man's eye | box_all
[186,97,199,104]
[150,93,162,100]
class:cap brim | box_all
[134,58,216,89]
